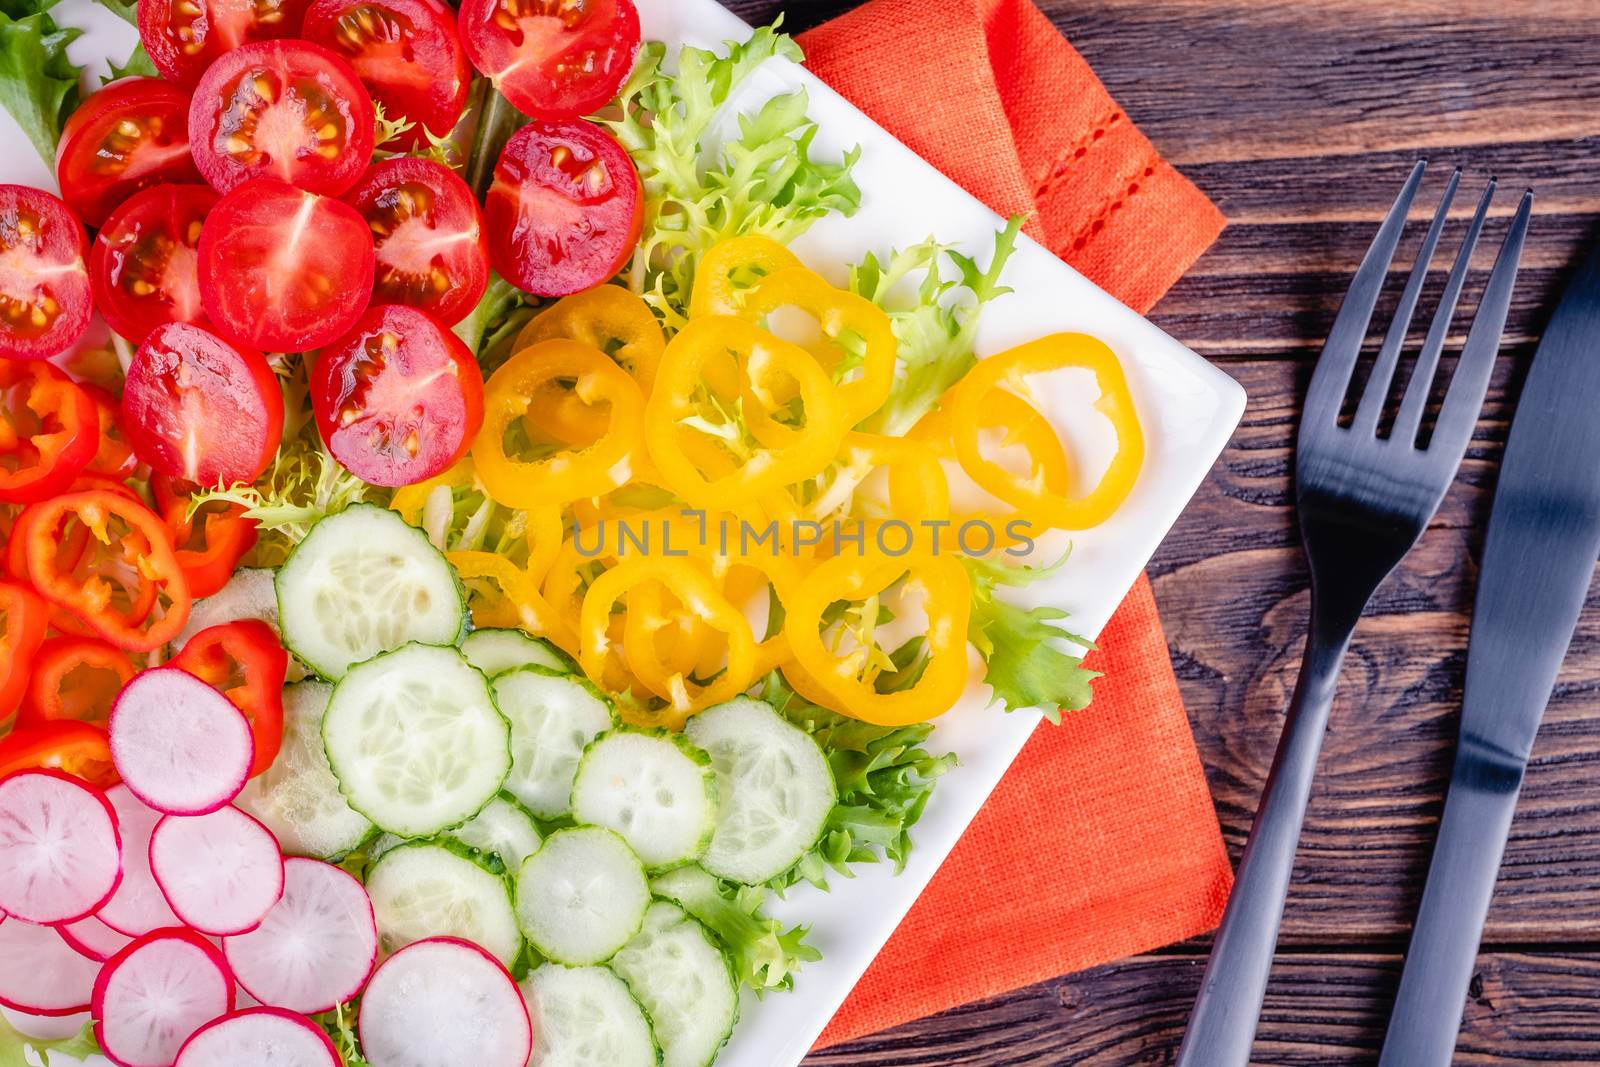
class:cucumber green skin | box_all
[461,628,577,677]
[514,826,648,967]
[522,963,663,1067]
[366,838,524,968]
[571,728,719,872]
[611,902,738,1067]
[276,503,469,681]
[492,665,617,820]
[322,642,512,839]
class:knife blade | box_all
[1378,206,1600,1067]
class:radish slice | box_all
[0,769,122,924]
[0,916,101,1016]
[60,914,136,961]
[1,1004,91,1040]
[223,858,376,1014]
[357,937,531,1067]
[98,785,182,936]
[175,1007,339,1066]
[109,668,254,816]
[94,927,236,1067]
[151,807,285,936]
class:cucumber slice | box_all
[276,504,466,680]
[491,667,614,820]
[683,698,836,885]
[366,841,522,969]
[177,568,279,646]
[514,827,647,966]
[610,903,737,1067]
[570,730,717,870]
[520,964,660,1067]
[461,628,571,678]
[323,644,510,838]
[453,794,542,871]
[235,682,373,861]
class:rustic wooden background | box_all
[720,0,1600,1063]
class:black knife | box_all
[1378,224,1600,1067]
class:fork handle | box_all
[1174,619,1355,1067]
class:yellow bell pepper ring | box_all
[475,339,646,509]
[781,550,972,726]
[946,333,1143,531]
[448,549,576,652]
[690,236,804,319]
[514,284,666,394]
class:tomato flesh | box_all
[458,0,639,119]
[303,0,470,147]
[0,186,92,361]
[342,158,488,326]
[121,321,285,486]
[140,0,309,87]
[198,178,376,351]
[55,78,201,228]
[311,303,484,487]
[188,40,376,196]
[89,185,218,345]
[484,119,641,297]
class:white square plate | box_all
[3,2,1245,1063]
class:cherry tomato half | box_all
[458,0,639,120]
[0,186,92,361]
[342,158,488,326]
[0,360,99,503]
[484,119,641,297]
[188,39,377,196]
[121,322,285,486]
[303,0,470,148]
[54,78,201,228]
[88,184,218,345]
[311,303,484,487]
[198,179,376,352]
[140,0,309,87]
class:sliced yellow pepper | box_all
[690,236,803,319]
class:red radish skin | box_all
[357,937,532,1067]
[109,668,254,816]
[223,857,377,1015]
[0,1005,91,1040]
[98,785,182,936]
[60,914,136,961]
[151,807,285,936]
[94,927,235,1067]
[175,1006,339,1066]
[0,769,122,924]
[0,916,101,1016]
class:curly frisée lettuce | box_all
[606,25,862,330]
[964,553,1100,722]
[0,1013,100,1067]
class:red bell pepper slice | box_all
[172,619,287,778]
[81,383,141,480]
[153,475,259,599]
[16,635,136,728]
[0,720,118,787]
[0,361,99,504]
[0,578,49,719]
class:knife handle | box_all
[1175,622,1355,1067]
[1378,739,1523,1067]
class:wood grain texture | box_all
[714,0,1600,1062]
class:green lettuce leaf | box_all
[0,0,82,164]
[104,41,156,81]
[650,864,819,995]
[0,1015,100,1067]
[91,0,136,24]
[452,272,536,371]
[964,553,1099,722]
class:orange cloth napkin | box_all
[797,0,1235,1047]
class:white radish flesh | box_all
[98,785,181,936]
[93,928,235,1067]
[0,916,100,1016]
[1,1005,91,1040]
[60,914,135,961]
[357,937,532,1067]
[175,1007,339,1067]
[151,807,285,935]
[109,667,254,816]
[223,857,377,1014]
[0,769,121,924]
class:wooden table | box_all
[721,0,1600,1062]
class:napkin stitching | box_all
[1034,110,1125,196]
[1063,151,1162,254]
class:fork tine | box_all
[1303,160,1427,427]
[1351,168,1461,436]
[1422,189,1533,455]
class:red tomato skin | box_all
[54,78,201,228]
[198,179,376,352]
[140,0,309,87]
[341,158,488,326]
[121,321,285,486]
[311,303,484,487]
[88,184,218,346]
[188,40,377,196]
[302,0,471,149]
[0,186,92,361]
[458,0,639,120]
[483,119,642,298]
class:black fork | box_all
[1174,160,1533,1067]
